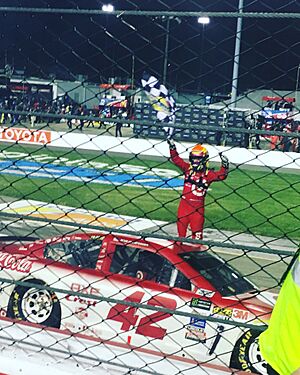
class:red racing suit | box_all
[170,148,228,239]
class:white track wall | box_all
[0,127,299,171]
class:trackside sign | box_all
[0,127,52,144]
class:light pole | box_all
[102,4,115,82]
[162,17,170,85]
[295,64,300,107]
[131,54,135,89]
[197,17,210,95]
[230,0,244,108]
[162,16,181,86]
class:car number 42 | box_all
[107,291,177,339]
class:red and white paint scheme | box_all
[0,232,273,374]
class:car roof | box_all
[108,233,208,254]
[0,232,208,259]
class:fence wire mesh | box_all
[0,1,299,374]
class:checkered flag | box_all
[141,72,176,138]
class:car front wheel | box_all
[230,329,268,374]
[7,279,61,328]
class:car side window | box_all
[44,239,102,269]
[109,245,140,276]
[110,245,191,291]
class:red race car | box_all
[0,232,273,373]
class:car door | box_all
[95,241,210,360]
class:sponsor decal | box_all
[95,244,107,270]
[212,306,233,320]
[0,253,33,273]
[0,127,51,144]
[185,326,206,343]
[233,308,249,321]
[190,297,212,311]
[195,288,215,298]
[189,317,206,329]
[75,307,89,320]
[66,283,100,307]
[237,330,254,372]
[90,235,105,240]
[118,238,149,247]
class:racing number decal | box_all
[107,291,143,330]
[136,296,177,339]
[107,292,177,339]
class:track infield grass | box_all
[1,144,299,240]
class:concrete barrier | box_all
[1,127,299,171]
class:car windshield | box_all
[179,251,255,297]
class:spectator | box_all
[86,109,95,128]
[66,104,73,129]
[115,111,123,137]
[278,99,286,109]
[274,100,280,110]
[266,100,273,108]
[255,115,264,150]
[270,121,282,150]
[30,109,36,127]
[282,122,293,152]
[76,105,85,131]
[284,101,293,111]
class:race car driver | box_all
[168,139,229,240]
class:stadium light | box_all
[197,17,210,25]
[102,4,114,12]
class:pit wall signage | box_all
[0,126,298,172]
[0,127,52,145]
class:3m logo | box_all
[0,127,52,145]
[233,309,249,321]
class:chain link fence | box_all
[0,1,299,374]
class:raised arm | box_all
[167,139,189,172]
[208,153,229,182]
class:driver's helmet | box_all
[189,144,209,171]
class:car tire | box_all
[230,329,268,374]
[7,279,61,328]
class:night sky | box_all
[0,0,299,95]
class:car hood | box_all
[228,290,277,311]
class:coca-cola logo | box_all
[0,253,33,273]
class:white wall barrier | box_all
[0,127,299,171]
[0,318,234,375]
